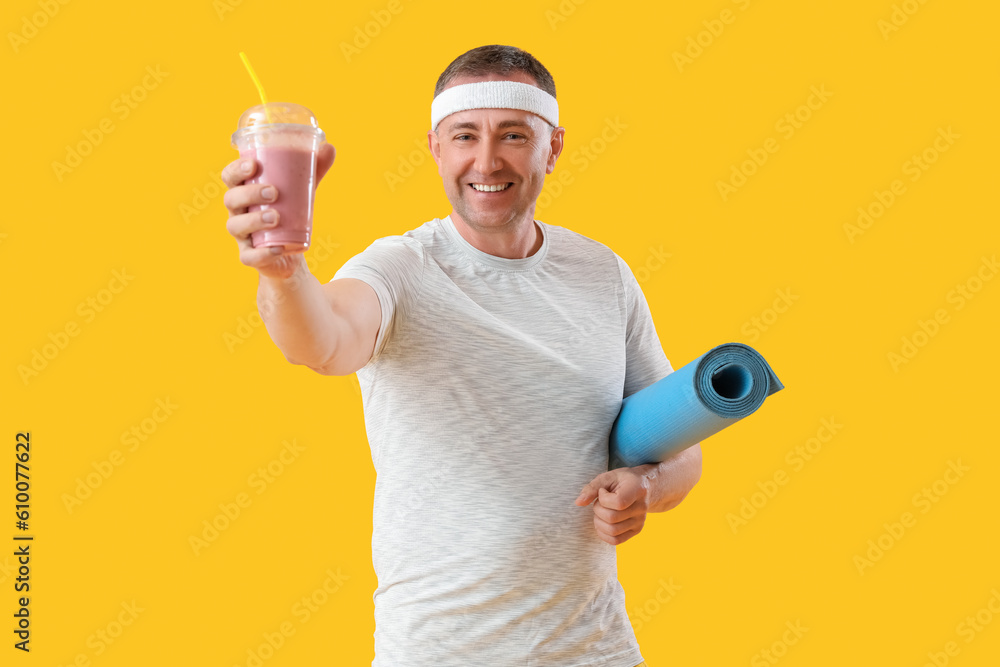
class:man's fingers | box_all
[227,209,279,241]
[597,526,641,546]
[223,182,278,215]
[597,486,635,511]
[221,157,256,188]
[594,513,644,538]
[239,242,285,268]
[591,500,641,525]
[576,471,616,505]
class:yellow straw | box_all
[239,51,274,123]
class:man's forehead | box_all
[443,108,540,132]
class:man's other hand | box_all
[575,468,650,546]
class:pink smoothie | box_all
[241,141,318,251]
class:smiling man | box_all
[223,44,701,667]
[429,68,552,260]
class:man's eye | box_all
[456,134,473,141]
[505,133,524,140]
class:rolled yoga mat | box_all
[609,342,784,469]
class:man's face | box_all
[428,73,565,234]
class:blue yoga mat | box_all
[609,342,784,469]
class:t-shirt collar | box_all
[441,214,548,271]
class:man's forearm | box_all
[257,257,339,369]
[635,443,703,513]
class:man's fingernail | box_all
[262,210,277,225]
[269,246,283,254]
[261,186,276,200]
[242,160,253,172]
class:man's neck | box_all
[449,212,542,260]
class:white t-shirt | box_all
[331,214,673,667]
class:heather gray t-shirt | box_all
[330,214,673,667]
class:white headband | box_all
[431,80,559,131]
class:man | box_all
[223,44,701,667]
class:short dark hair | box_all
[433,45,556,100]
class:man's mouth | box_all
[468,182,513,192]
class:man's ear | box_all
[546,126,565,174]
[428,130,442,173]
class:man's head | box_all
[433,45,557,108]
[428,45,565,237]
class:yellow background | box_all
[3,0,998,664]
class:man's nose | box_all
[473,139,503,175]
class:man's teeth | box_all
[471,183,511,192]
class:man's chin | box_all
[452,204,520,232]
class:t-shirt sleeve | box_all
[616,254,674,398]
[329,235,425,366]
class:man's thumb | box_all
[575,480,599,505]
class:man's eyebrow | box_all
[446,119,532,133]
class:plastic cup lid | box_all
[233,102,324,145]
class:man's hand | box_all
[222,142,336,280]
[574,468,651,546]
[575,444,703,546]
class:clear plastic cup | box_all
[231,102,326,252]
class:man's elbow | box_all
[303,358,346,376]
[281,352,338,376]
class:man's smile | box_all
[468,182,513,193]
